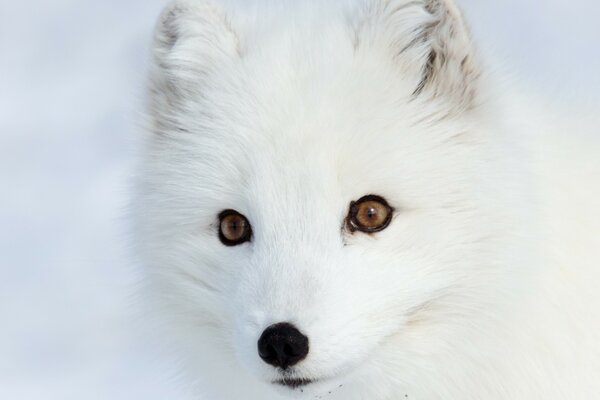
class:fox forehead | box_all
[165,51,455,185]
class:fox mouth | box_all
[274,377,314,389]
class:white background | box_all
[1,1,598,399]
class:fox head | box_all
[136,0,532,398]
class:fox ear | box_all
[151,0,239,89]
[356,0,480,108]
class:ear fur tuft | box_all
[151,0,239,84]
[355,0,481,108]
[146,0,240,133]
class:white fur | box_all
[134,0,600,399]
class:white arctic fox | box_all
[135,0,600,399]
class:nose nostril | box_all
[259,344,275,360]
[257,322,309,369]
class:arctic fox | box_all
[135,0,600,399]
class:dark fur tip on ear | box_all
[411,0,480,104]
[146,0,240,132]
[355,0,481,108]
[156,3,184,51]
[152,0,239,64]
[153,0,197,57]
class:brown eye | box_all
[347,195,394,233]
[218,210,252,246]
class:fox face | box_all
[137,0,529,398]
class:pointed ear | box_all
[356,0,481,108]
[151,0,239,91]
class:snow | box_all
[0,1,598,399]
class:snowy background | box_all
[1,1,598,399]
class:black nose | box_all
[257,322,309,369]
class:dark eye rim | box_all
[347,194,394,233]
[218,209,252,246]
